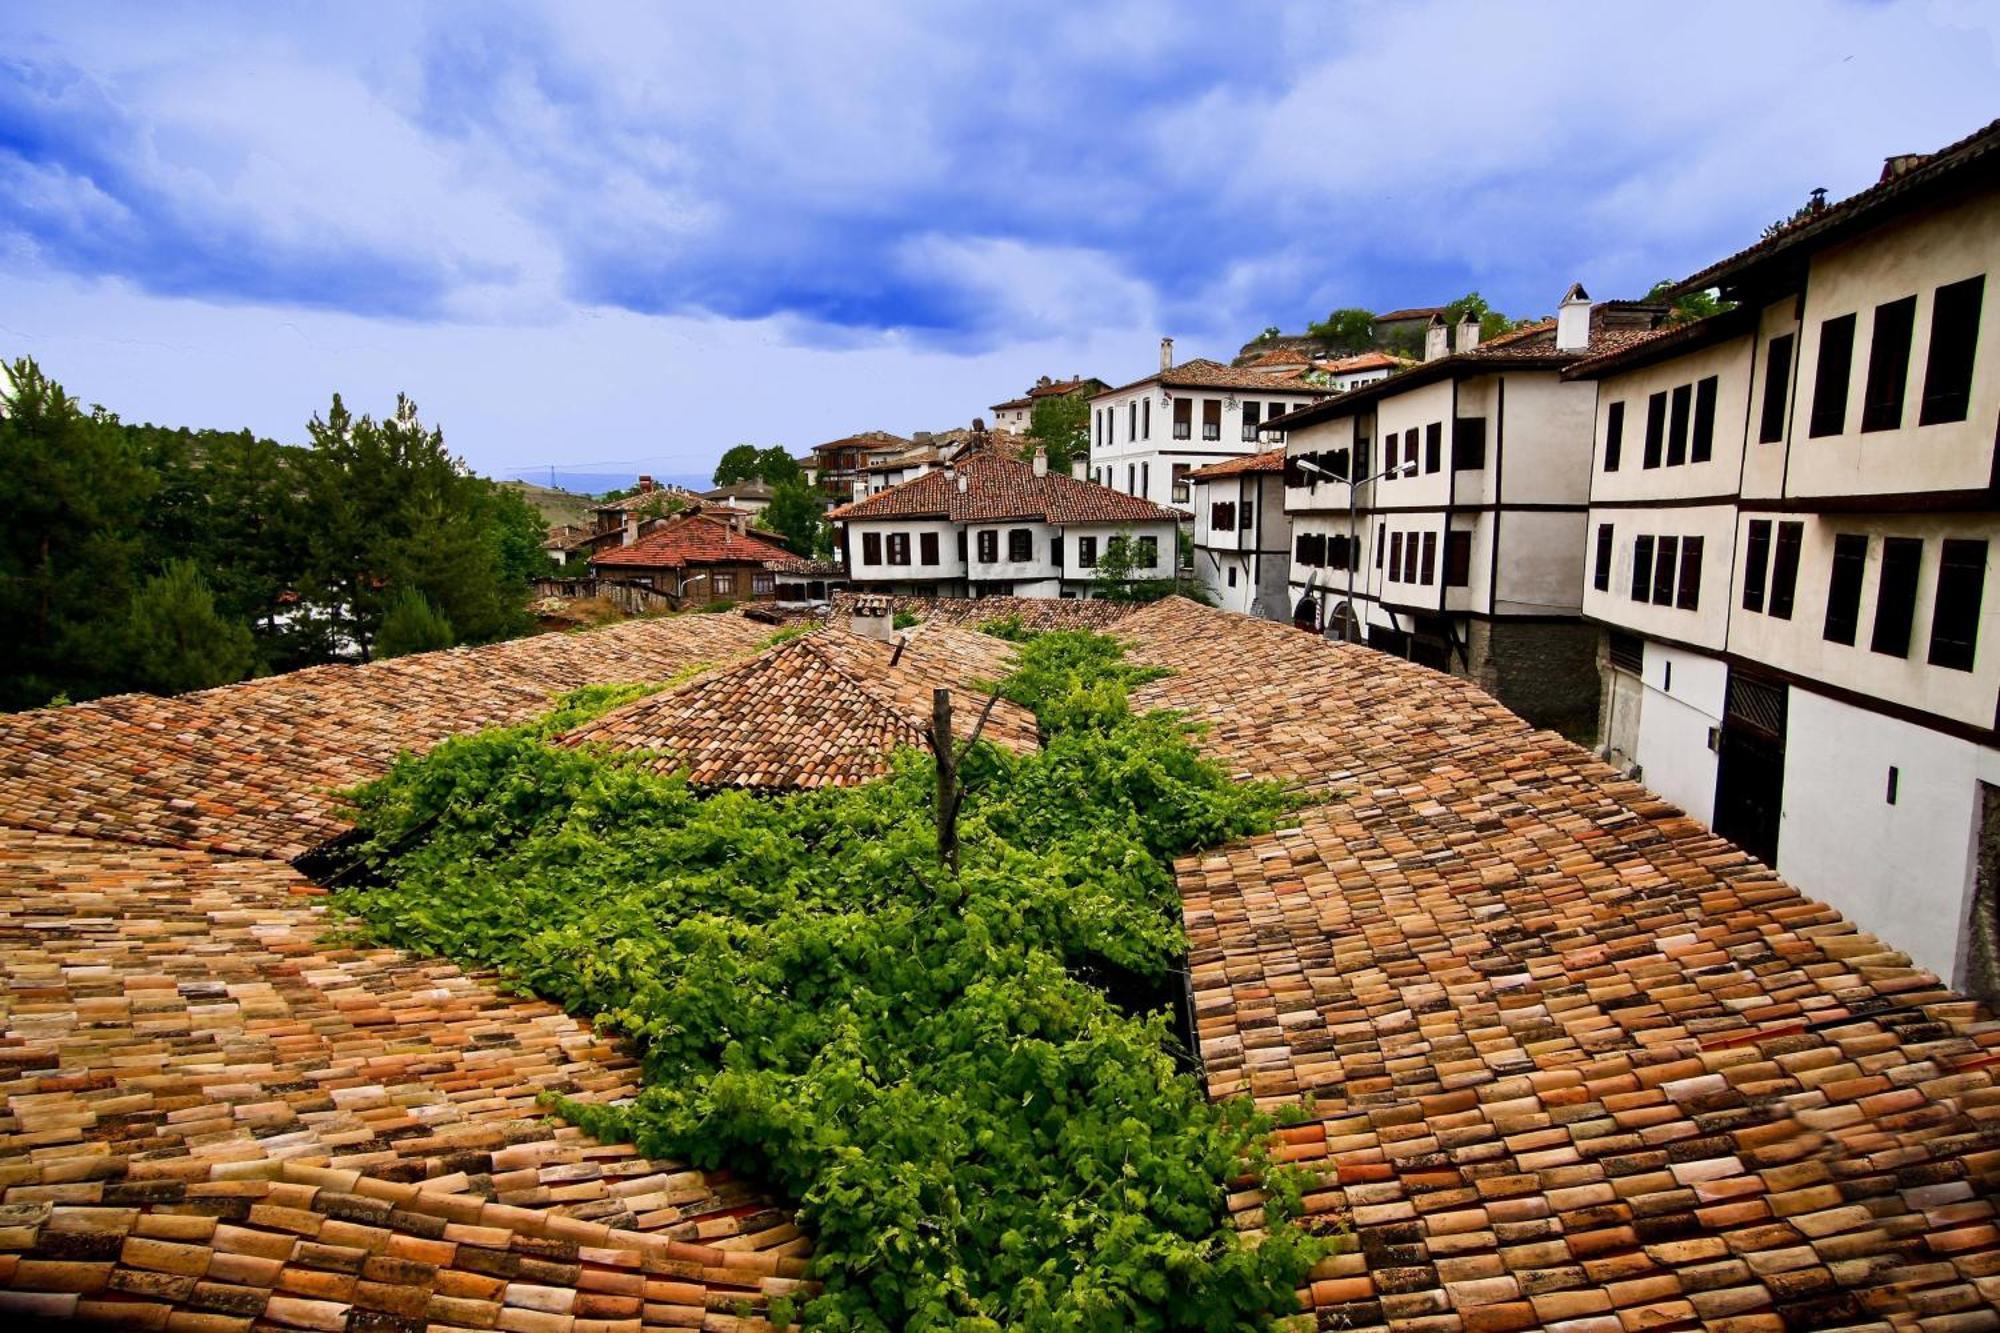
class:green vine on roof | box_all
[336,631,1331,1329]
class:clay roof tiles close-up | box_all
[560,623,1038,790]
[1188,449,1286,480]
[1110,598,2000,1331]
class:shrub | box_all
[121,559,257,694]
[339,632,1324,1327]
[375,587,455,659]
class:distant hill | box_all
[500,480,596,528]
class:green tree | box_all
[1442,292,1519,344]
[1645,279,1734,327]
[120,559,256,695]
[0,358,155,709]
[756,479,827,556]
[1304,306,1376,350]
[375,587,456,659]
[480,484,559,585]
[1024,393,1090,474]
[714,444,803,488]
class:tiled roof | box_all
[1564,306,1761,381]
[1093,358,1339,401]
[1377,306,1448,323]
[590,513,796,571]
[1188,449,1285,480]
[700,480,775,502]
[1112,599,2000,1329]
[826,447,1184,525]
[763,555,844,577]
[864,446,939,472]
[0,827,810,1328]
[592,485,701,515]
[811,430,907,455]
[1674,117,2000,298]
[0,614,772,861]
[991,377,1106,412]
[1319,352,1409,374]
[562,624,1037,790]
[826,593,1135,632]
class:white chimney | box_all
[1423,315,1449,363]
[1457,313,1480,354]
[1071,457,1088,481]
[957,473,968,493]
[1556,282,1592,352]
[1031,445,1048,477]
[622,514,638,546]
[1160,337,1175,372]
[851,477,867,502]
[850,593,895,642]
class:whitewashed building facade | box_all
[1187,450,1289,619]
[1571,120,2000,992]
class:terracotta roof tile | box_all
[826,593,1134,633]
[0,614,771,861]
[1188,450,1285,480]
[827,447,1184,525]
[589,513,796,572]
[562,624,1037,790]
[1110,598,2000,1328]
[1093,357,1340,401]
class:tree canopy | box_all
[1304,306,1376,351]
[1645,279,1736,326]
[0,356,551,709]
[1024,393,1090,474]
[713,443,803,488]
[754,479,830,556]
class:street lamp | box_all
[672,571,709,605]
[1293,450,1407,646]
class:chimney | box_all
[851,477,867,502]
[1881,154,1927,182]
[622,514,638,546]
[850,593,895,643]
[638,474,654,493]
[956,473,969,493]
[1556,282,1592,352]
[1424,314,1449,363]
[1032,445,1048,477]
[1457,312,1480,354]
[1160,337,1175,371]
[1071,457,1088,481]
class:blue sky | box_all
[4,1,1996,485]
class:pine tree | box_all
[121,560,257,695]
[375,587,456,659]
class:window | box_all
[1603,401,1625,472]
[1861,295,1917,432]
[752,572,774,595]
[1677,537,1703,612]
[1376,522,1386,569]
[1077,535,1098,568]
[1295,532,1321,566]
[1173,397,1192,440]
[1007,528,1033,562]
[1127,464,1135,494]
[1755,334,1794,446]
[1242,401,1263,442]
[1871,536,1923,658]
[1201,399,1221,441]
[1929,538,1987,671]
[1919,275,1985,425]
[957,530,968,563]
[1608,631,1644,675]
[888,532,911,566]
[1632,535,1655,603]
[1808,312,1856,437]
[1136,535,1158,568]
[920,531,939,565]
[977,529,998,563]
[1666,384,1691,467]
[1355,434,1370,481]
[1419,531,1437,584]
[1769,521,1804,619]
[1227,566,1237,587]
[1742,519,1772,612]
[1404,532,1421,583]
[1403,427,1419,477]
[1329,534,1350,570]
[1594,524,1615,592]
[1141,461,1149,498]
[1452,418,1487,471]
[1643,391,1666,468]
[1240,501,1254,531]
[1143,397,1151,440]
[1691,377,1717,464]
[1424,422,1442,473]
[1389,532,1404,581]
[862,531,883,565]
[1652,536,1679,606]
[1209,501,1236,531]
[713,573,734,595]
[1445,530,1471,588]
[1822,534,1867,645]
[1129,400,1138,441]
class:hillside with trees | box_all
[0,357,552,710]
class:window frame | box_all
[1593,523,1614,592]
[1870,536,1923,658]
[1808,312,1857,438]
[1860,294,1918,433]
[1603,401,1624,472]
[1759,333,1794,443]
[1928,537,1988,671]
[1919,275,1985,426]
